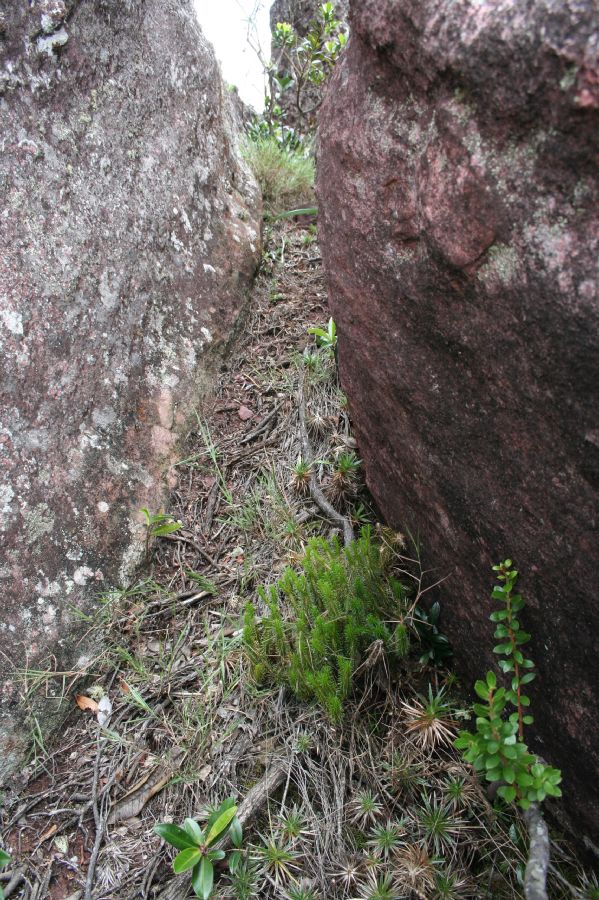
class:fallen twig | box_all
[2,870,26,898]
[239,400,284,445]
[524,802,550,900]
[298,366,354,545]
[84,734,107,900]
[107,749,185,825]
[162,532,218,568]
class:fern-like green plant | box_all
[243,527,411,721]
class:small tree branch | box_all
[523,802,550,900]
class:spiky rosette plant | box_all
[328,451,361,501]
[291,457,312,496]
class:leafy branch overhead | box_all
[271,2,348,135]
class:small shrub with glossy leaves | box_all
[154,798,243,899]
[454,560,562,809]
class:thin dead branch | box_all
[298,365,354,545]
[524,803,550,900]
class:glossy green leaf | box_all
[229,816,243,848]
[497,784,517,803]
[205,805,238,846]
[173,847,202,874]
[154,823,197,851]
[192,857,214,900]
[490,609,509,621]
[152,521,182,536]
[184,819,204,844]
[474,680,489,700]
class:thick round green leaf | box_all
[173,847,202,874]
[474,680,489,700]
[0,850,11,867]
[229,816,243,848]
[154,823,197,851]
[498,785,517,803]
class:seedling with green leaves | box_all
[0,850,11,900]
[455,560,562,809]
[291,457,312,496]
[412,601,453,665]
[308,317,336,353]
[154,799,243,899]
[141,507,182,559]
[329,450,361,500]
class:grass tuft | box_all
[242,135,315,213]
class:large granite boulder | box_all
[317,0,599,846]
[0,0,260,776]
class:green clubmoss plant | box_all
[455,560,562,809]
[243,527,411,722]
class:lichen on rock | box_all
[0,0,261,777]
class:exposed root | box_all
[298,364,354,546]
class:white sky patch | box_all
[193,0,272,111]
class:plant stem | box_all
[505,577,524,740]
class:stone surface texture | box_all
[317,0,599,845]
[0,0,260,776]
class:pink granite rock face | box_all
[0,0,260,775]
[317,0,599,845]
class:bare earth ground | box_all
[1,223,595,900]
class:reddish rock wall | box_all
[0,0,260,776]
[317,0,599,846]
